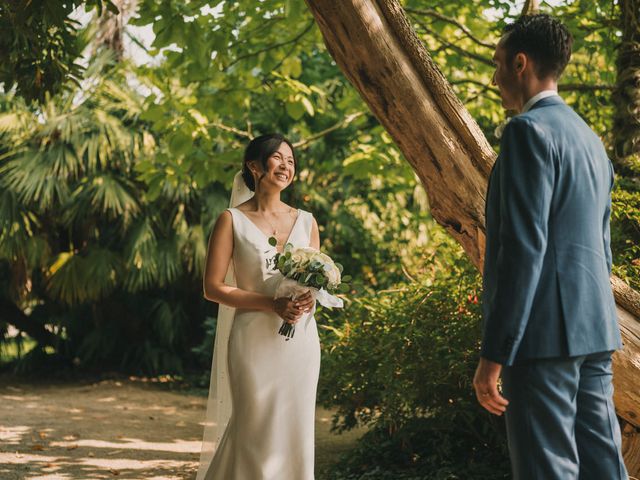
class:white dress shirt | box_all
[521,90,560,113]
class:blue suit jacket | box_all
[481,95,622,366]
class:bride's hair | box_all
[242,133,297,192]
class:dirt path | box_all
[0,376,363,479]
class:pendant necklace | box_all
[262,207,293,248]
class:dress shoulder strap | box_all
[225,207,246,242]
[297,209,314,243]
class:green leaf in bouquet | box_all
[277,256,286,269]
[342,275,352,283]
[335,262,344,273]
[268,236,277,247]
[314,273,325,285]
[284,243,293,253]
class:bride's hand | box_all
[294,291,314,314]
[273,291,314,324]
[273,297,304,324]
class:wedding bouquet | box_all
[267,240,350,340]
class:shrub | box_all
[317,242,510,479]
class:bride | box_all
[197,133,321,479]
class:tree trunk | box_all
[92,0,136,60]
[612,0,640,176]
[305,0,640,472]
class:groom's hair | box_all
[502,14,573,80]
[242,133,298,192]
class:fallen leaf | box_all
[66,444,78,451]
[109,469,120,476]
[31,444,45,451]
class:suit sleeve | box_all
[603,160,614,276]
[481,117,555,365]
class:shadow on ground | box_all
[0,376,362,479]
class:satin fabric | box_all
[202,207,320,480]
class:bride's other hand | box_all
[273,297,304,324]
[294,290,314,313]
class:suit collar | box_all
[527,94,564,112]
[522,90,559,112]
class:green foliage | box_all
[404,0,619,144]
[0,0,117,103]
[611,178,640,291]
[0,54,218,373]
[318,236,509,479]
[0,4,637,478]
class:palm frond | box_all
[46,248,120,305]
[155,237,183,287]
[0,152,71,209]
[122,218,159,292]
[85,173,140,223]
[183,224,207,277]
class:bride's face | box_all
[253,142,295,191]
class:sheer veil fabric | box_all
[196,171,253,479]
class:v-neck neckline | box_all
[232,207,301,252]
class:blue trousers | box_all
[501,351,628,480]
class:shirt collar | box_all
[521,90,559,113]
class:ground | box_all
[0,376,363,479]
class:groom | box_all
[473,14,628,480]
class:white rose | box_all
[327,264,341,286]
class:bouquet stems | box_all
[278,320,295,340]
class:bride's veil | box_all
[196,171,253,479]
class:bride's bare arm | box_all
[202,211,275,310]
[202,211,305,320]
[310,217,320,249]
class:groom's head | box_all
[493,14,573,111]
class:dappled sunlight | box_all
[0,378,363,478]
[0,425,31,444]
[0,450,197,479]
[96,396,116,403]
[0,378,203,479]
[50,438,201,453]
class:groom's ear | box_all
[514,52,527,74]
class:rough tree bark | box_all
[304,0,640,472]
[612,0,640,175]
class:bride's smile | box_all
[259,144,296,189]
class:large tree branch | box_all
[223,21,315,71]
[293,112,365,149]
[559,83,616,92]
[405,7,496,50]
[413,18,494,67]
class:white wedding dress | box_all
[199,206,321,480]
